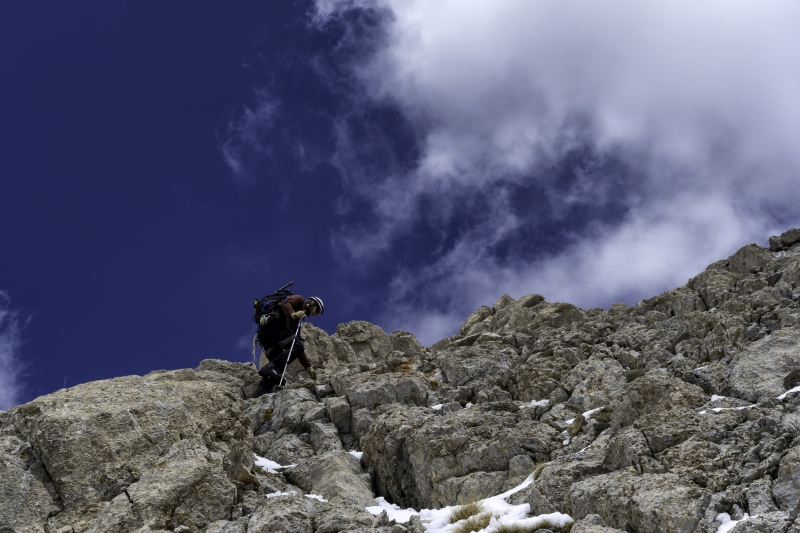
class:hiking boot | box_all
[258,363,281,380]
[253,377,275,398]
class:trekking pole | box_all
[278,320,302,387]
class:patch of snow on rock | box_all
[716,512,753,533]
[365,475,573,532]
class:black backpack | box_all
[253,281,294,324]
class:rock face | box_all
[2,229,800,533]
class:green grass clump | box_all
[453,512,493,533]
[449,501,485,524]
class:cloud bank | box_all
[314,0,800,344]
[0,291,26,410]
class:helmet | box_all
[306,296,324,315]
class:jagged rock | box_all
[330,370,430,411]
[747,476,779,515]
[728,329,800,402]
[0,429,61,533]
[773,445,800,510]
[611,369,708,428]
[85,438,237,533]
[314,502,380,533]
[363,403,559,508]
[569,471,710,533]
[263,432,315,465]
[728,243,774,275]
[460,305,494,336]
[602,426,659,474]
[195,359,262,397]
[324,395,352,434]
[770,228,800,252]
[309,422,343,454]
[285,451,375,507]
[437,470,508,504]
[7,369,254,532]
[528,432,611,515]
[246,387,323,436]
[493,293,517,310]
[334,321,393,361]
[689,267,740,309]
[565,357,626,409]
[571,514,626,533]
[389,330,426,358]
[726,512,791,532]
[302,323,359,368]
[246,495,318,533]
[206,520,246,533]
[501,454,535,491]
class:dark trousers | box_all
[254,318,304,395]
[256,318,305,368]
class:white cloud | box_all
[315,0,800,343]
[219,88,281,186]
[0,291,26,410]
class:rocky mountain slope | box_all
[2,228,800,533]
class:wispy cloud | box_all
[219,88,281,186]
[0,291,26,410]
[314,0,800,343]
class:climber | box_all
[253,295,324,397]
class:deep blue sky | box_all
[2,1,799,407]
[0,2,367,402]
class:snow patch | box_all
[306,493,328,502]
[349,450,364,460]
[431,404,444,410]
[367,497,419,523]
[711,395,727,401]
[700,404,756,415]
[520,399,549,409]
[267,490,297,498]
[565,406,604,425]
[365,475,573,532]
[716,512,754,533]
[255,454,296,473]
[778,386,800,400]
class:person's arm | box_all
[296,352,311,368]
[296,352,317,379]
[279,295,305,317]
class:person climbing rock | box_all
[253,294,324,397]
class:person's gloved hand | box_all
[290,310,307,320]
[307,366,317,380]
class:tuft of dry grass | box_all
[493,518,574,533]
[532,460,549,480]
[453,512,492,533]
[449,501,485,524]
